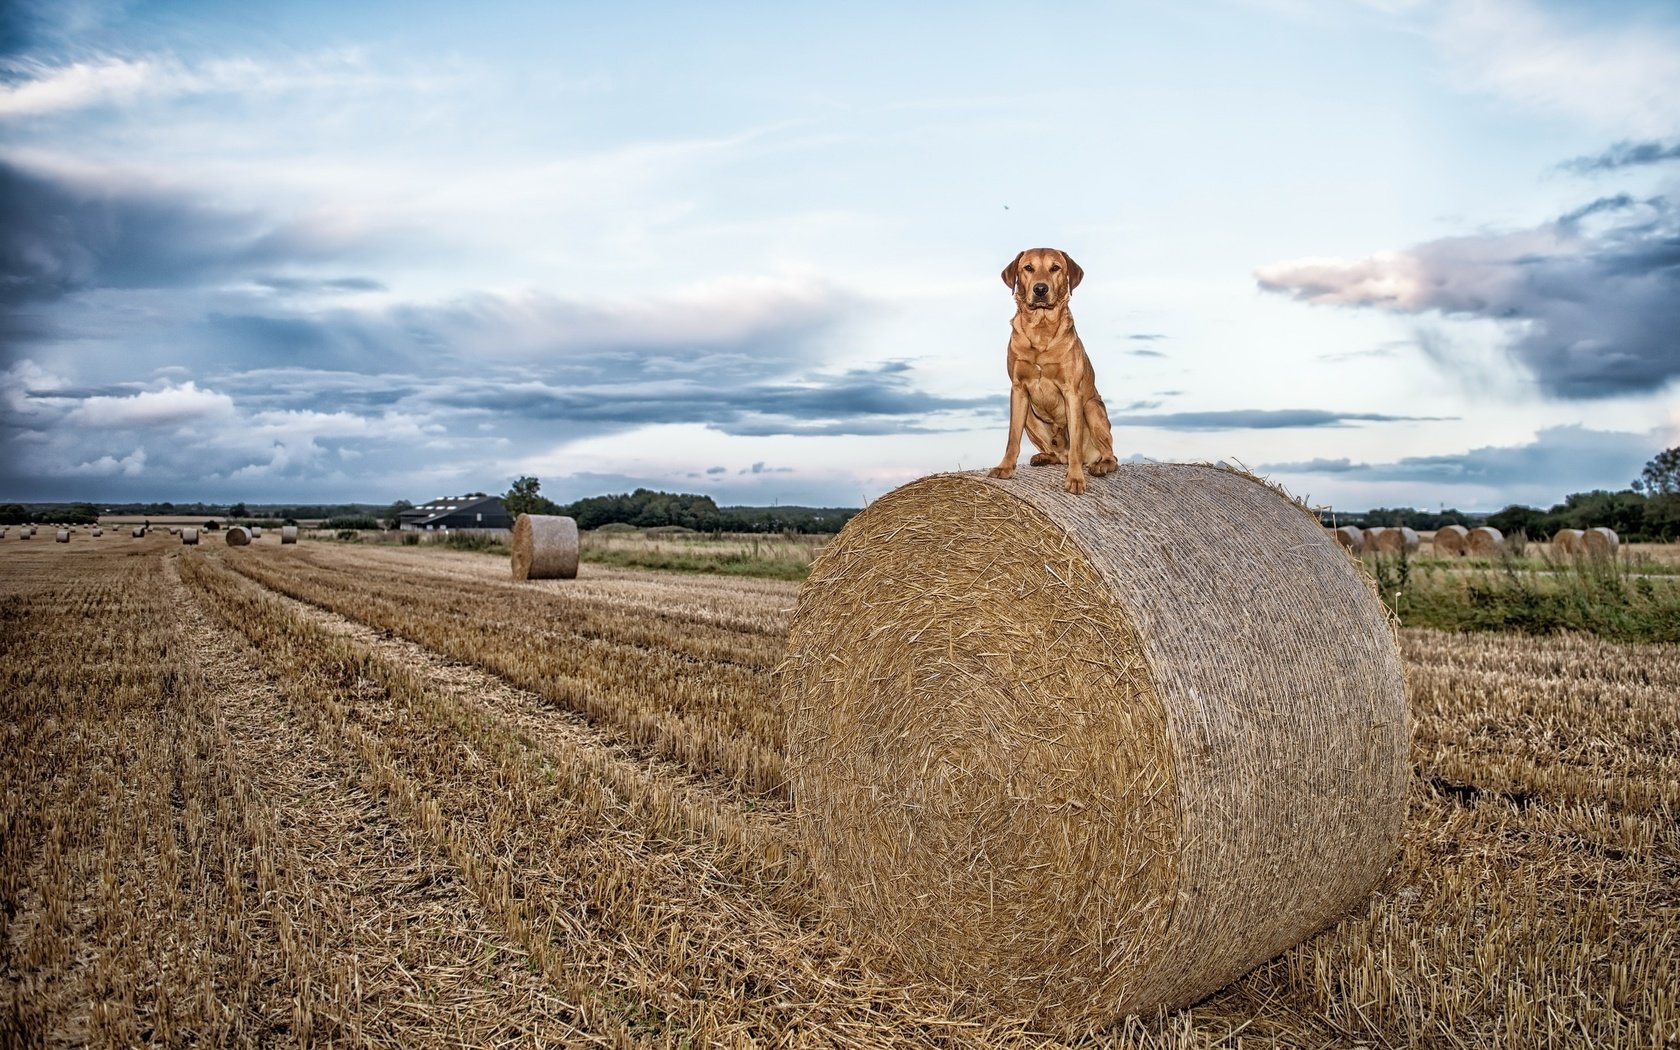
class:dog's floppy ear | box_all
[1000,251,1024,291]
[1062,252,1084,291]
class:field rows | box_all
[3,536,1677,1048]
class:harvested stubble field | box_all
[3,536,1676,1049]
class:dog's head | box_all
[1001,248,1083,310]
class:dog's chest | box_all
[1024,368,1068,422]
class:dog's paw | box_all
[1029,453,1062,466]
[1090,457,1119,476]
[988,465,1016,479]
[1064,473,1087,495]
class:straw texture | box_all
[1552,529,1584,554]
[1466,526,1504,557]
[55,529,69,543]
[1331,525,1364,553]
[225,526,252,546]
[1372,526,1419,554]
[1583,526,1619,556]
[1434,524,1469,557]
[780,464,1408,1030]
[1361,526,1384,550]
[280,525,298,544]
[181,528,199,545]
[511,514,579,580]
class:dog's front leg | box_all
[988,384,1029,479]
[1062,385,1087,494]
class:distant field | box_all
[2,533,1675,1047]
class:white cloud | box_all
[66,447,147,476]
[66,381,235,428]
[1422,0,1680,137]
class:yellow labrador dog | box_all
[988,247,1119,494]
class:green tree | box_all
[1634,446,1680,496]
[503,476,560,519]
[228,501,249,518]
[384,499,413,529]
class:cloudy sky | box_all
[3,0,1677,511]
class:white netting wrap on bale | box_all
[181,528,199,545]
[225,525,252,546]
[1434,524,1469,556]
[1583,527,1619,556]
[511,514,579,580]
[280,525,298,544]
[1332,525,1364,553]
[780,464,1409,1031]
[1466,526,1505,557]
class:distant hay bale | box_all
[225,525,252,546]
[1552,528,1584,555]
[181,527,199,545]
[250,526,263,538]
[1583,526,1619,557]
[91,527,102,537]
[19,528,30,540]
[781,465,1408,1030]
[56,529,69,543]
[132,526,146,538]
[1361,526,1384,550]
[280,525,298,544]
[1434,524,1469,556]
[1372,526,1419,554]
[1331,524,1364,553]
[1466,525,1505,557]
[510,514,579,580]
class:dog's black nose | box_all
[1032,282,1049,297]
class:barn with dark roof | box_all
[397,495,512,532]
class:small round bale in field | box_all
[781,464,1408,1031]
[1362,526,1384,550]
[1583,526,1619,556]
[56,529,69,543]
[1466,525,1505,557]
[1434,524,1469,556]
[510,513,579,580]
[1331,525,1364,553]
[250,526,263,538]
[225,525,252,546]
[91,527,102,537]
[1552,528,1584,554]
[181,527,199,545]
[1373,526,1419,554]
[131,526,145,538]
[280,525,298,544]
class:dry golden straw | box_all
[1434,524,1469,557]
[1466,525,1505,557]
[780,464,1409,1031]
[510,514,579,580]
[56,529,69,543]
[1331,525,1364,553]
[1552,528,1584,554]
[225,526,252,547]
[280,525,298,544]
[1582,526,1619,556]
[181,528,200,546]
[1372,526,1419,554]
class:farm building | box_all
[398,495,512,532]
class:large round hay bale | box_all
[1582,526,1619,556]
[250,526,263,538]
[1434,524,1469,556]
[1372,526,1419,554]
[131,526,146,538]
[1331,525,1364,553]
[1361,526,1384,550]
[19,528,30,540]
[56,529,69,543]
[91,527,102,537]
[181,527,199,546]
[780,465,1408,1030]
[511,514,579,580]
[1466,525,1505,557]
[280,525,298,544]
[225,525,252,546]
[1551,528,1583,555]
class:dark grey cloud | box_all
[1560,139,1680,173]
[1256,194,1680,399]
[1260,425,1656,502]
[255,275,388,295]
[1107,408,1450,430]
[0,160,373,310]
[1127,333,1166,341]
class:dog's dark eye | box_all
[1050,264,1060,272]
[1022,264,1034,273]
